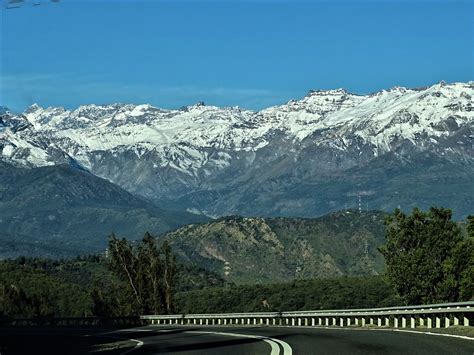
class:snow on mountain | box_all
[1,81,473,217]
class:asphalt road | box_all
[1,325,473,354]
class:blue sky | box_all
[1,0,473,112]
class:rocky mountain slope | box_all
[1,81,473,218]
[165,211,387,284]
[0,161,207,258]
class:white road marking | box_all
[389,329,474,341]
[188,330,293,355]
[274,324,474,341]
[86,333,144,354]
[102,327,293,354]
[120,338,144,354]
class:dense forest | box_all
[175,277,401,314]
[1,208,473,319]
[0,256,400,318]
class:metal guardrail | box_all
[2,302,472,329]
[1,316,141,327]
[141,301,474,329]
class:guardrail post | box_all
[394,317,398,328]
[377,318,381,327]
[427,317,432,328]
[384,317,390,327]
[419,317,424,327]
[332,317,337,326]
[435,317,441,328]
[453,316,459,326]
[318,317,322,326]
[325,317,329,326]
[410,317,415,328]
[354,318,359,326]
[361,318,366,327]
[347,317,351,326]
[445,317,450,328]
[401,317,406,328]
[463,317,469,326]
[339,318,343,327]
[311,318,315,326]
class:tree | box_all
[108,234,142,310]
[107,233,177,314]
[160,240,176,313]
[137,232,164,314]
[379,207,471,305]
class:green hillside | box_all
[166,210,387,284]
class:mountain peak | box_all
[25,103,43,113]
[306,88,349,97]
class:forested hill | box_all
[166,210,387,284]
[0,162,208,259]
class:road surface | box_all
[1,325,473,354]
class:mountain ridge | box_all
[1,81,473,218]
[0,161,208,258]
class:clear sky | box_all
[1,0,473,112]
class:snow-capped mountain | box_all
[1,81,473,218]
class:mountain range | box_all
[1,81,472,219]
